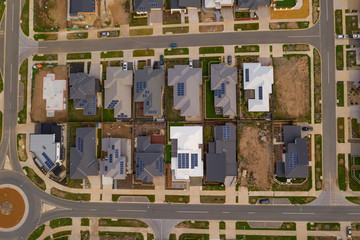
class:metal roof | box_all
[134,0,163,12]
[70,0,96,15]
[237,0,270,10]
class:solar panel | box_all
[105,166,108,172]
[191,154,198,169]
[42,152,55,169]
[245,69,249,82]
[289,152,298,171]
[109,154,113,163]
[120,161,124,174]
[115,149,119,158]
[221,83,225,94]
[77,138,84,152]
[177,83,184,96]
[259,86,263,100]
[223,126,230,140]
[111,145,115,150]
[185,154,189,168]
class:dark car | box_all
[153,61,159,69]
[160,55,164,65]
[259,198,270,204]
[302,126,313,131]
[169,43,178,48]
[227,55,232,65]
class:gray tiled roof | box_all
[70,0,95,15]
[171,0,201,9]
[30,134,60,172]
[211,63,237,117]
[105,67,133,118]
[134,67,164,117]
[135,136,165,183]
[69,73,97,116]
[206,123,237,182]
[168,65,203,116]
[237,0,270,10]
[100,138,127,180]
[134,0,163,12]
[70,128,98,179]
[283,125,301,145]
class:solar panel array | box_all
[259,86,263,100]
[42,152,55,170]
[221,83,225,94]
[148,110,157,114]
[146,101,151,106]
[136,159,144,177]
[107,100,119,109]
[136,82,147,93]
[91,96,97,112]
[77,138,84,152]
[191,154,198,169]
[115,149,119,158]
[289,152,298,171]
[120,161,124,174]
[223,126,230,140]
[178,153,189,169]
[177,83,185,96]
[245,69,250,82]
[109,154,113,163]
[111,145,115,150]
[139,6,146,11]
[117,113,128,118]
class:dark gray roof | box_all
[206,123,237,182]
[69,73,97,116]
[237,0,270,10]
[171,0,201,9]
[283,125,301,144]
[134,0,163,12]
[70,0,96,15]
[70,128,98,179]
[135,136,165,183]
[41,123,62,142]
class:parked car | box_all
[259,198,270,204]
[353,34,360,39]
[189,59,193,68]
[227,55,232,65]
[347,226,352,238]
[336,35,346,39]
[302,126,313,131]
[100,31,110,37]
[153,61,159,69]
[123,62,128,71]
[160,55,164,65]
[169,43,178,48]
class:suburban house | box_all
[170,0,201,13]
[237,0,270,10]
[211,63,238,117]
[134,67,164,118]
[100,138,129,186]
[69,72,98,116]
[168,65,203,117]
[70,128,98,179]
[105,67,133,119]
[42,73,67,118]
[170,126,203,181]
[243,63,273,112]
[205,0,234,9]
[135,136,165,183]
[206,123,237,183]
[134,0,163,13]
[68,0,96,17]
[276,125,309,179]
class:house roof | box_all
[206,123,237,182]
[171,0,201,9]
[170,126,203,180]
[70,128,98,179]
[237,0,270,10]
[134,67,164,117]
[30,134,60,172]
[243,63,273,112]
[41,123,62,143]
[69,73,97,116]
[70,0,96,15]
[205,0,234,9]
[100,138,127,180]
[105,67,133,118]
[283,125,301,145]
[211,63,238,117]
[168,65,203,116]
[134,0,163,12]
[135,136,164,183]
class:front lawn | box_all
[199,46,224,54]
[49,218,72,229]
[338,154,347,191]
[337,117,345,143]
[337,82,344,107]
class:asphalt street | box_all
[0,0,345,239]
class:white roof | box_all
[243,63,273,112]
[205,0,234,8]
[43,73,67,112]
[170,126,203,180]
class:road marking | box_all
[282,212,315,215]
[222,211,230,214]
[11,4,14,32]
[327,52,330,84]
[9,64,12,93]
[90,209,96,211]
[288,35,319,38]
[248,212,255,214]
[177,211,208,214]
[326,0,329,21]
[116,210,147,212]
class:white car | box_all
[123,62,128,71]
[336,35,345,39]
[189,59,193,68]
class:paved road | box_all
[0,0,346,239]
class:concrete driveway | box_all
[150,9,163,24]
[220,8,233,20]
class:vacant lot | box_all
[103,122,132,139]
[273,55,310,121]
[134,122,166,137]
[108,0,129,26]
[270,0,309,19]
[238,122,272,191]
[31,66,68,122]
[34,0,66,31]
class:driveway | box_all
[150,9,163,24]
[221,8,233,20]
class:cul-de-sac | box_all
[0,0,360,239]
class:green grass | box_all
[103,109,116,122]
[99,231,144,239]
[349,154,360,191]
[165,195,190,203]
[147,233,154,240]
[272,167,313,191]
[335,10,343,34]
[0,72,3,93]
[52,231,71,238]
[204,125,214,143]
[112,194,155,202]
[313,48,322,123]
[200,57,221,76]
[179,234,209,240]
[49,218,72,229]
[235,11,251,19]
[129,28,153,36]
[337,82,344,106]
[169,234,176,240]
[81,230,90,240]
[133,49,155,57]
[68,101,101,122]
[51,187,90,201]
[236,222,296,231]
[237,236,296,240]
[23,167,46,190]
[81,218,90,226]
[18,59,28,124]
[33,54,58,61]
[66,53,91,60]
[346,15,360,34]
[336,45,344,70]
[199,46,224,54]
[20,0,29,36]
[163,26,189,34]
[97,128,102,158]
[346,196,360,204]
[0,0,6,23]
[164,48,189,56]
[202,185,225,191]
[338,154,347,191]
[205,80,229,119]
[200,195,225,203]
[176,221,209,229]
[101,51,123,58]
[352,118,360,138]
[307,222,340,231]
[28,224,45,240]
[235,45,259,53]
[219,221,226,230]
[33,34,58,41]
[315,134,322,191]
[129,13,148,27]
[234,23,259,31]
[337,117,345,143]
[99,219,148,228]
[166,144,171,163]
[275,0,296,7]
[164,85,185,121]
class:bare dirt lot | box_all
[200,11,216,22]
[273,55,310,121]
[199,25,224,32]
[238,122,272,191]
[102,122,132,139]
[0,187,25,228]
[34,0,67,31]
[31,66,68,122]
[134,122,166,137]
[107,0,129,26]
